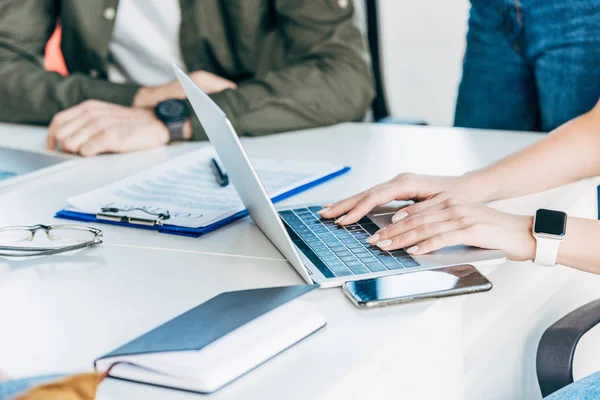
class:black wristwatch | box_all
[155,99,190,142]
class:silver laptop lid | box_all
[173,65,313,284]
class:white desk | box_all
[0,122,545,259]
[0,122,598,399]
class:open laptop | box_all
[174,66,505,288]
[0,147,70,183]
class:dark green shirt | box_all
[0,0,374,140]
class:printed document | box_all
[68,147,343,228]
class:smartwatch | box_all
[155,99,190,142]
[533,208,567,267]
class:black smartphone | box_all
[342,265,492,309]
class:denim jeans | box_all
[455,0,600,132]
[0,375,62,400]
[545,370,600,399]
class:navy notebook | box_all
[94,285,323,393]
[97,285,317,359]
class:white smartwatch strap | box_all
[534,238,561,267]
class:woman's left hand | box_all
[366,196,537,261]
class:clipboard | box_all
[55,166,350,238]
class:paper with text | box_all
[67,147,343,228]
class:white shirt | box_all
[107,0,187,86]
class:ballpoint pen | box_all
[210,157,230,187]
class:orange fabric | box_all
[45,26,68,76]
[14,373,104,400]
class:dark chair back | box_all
[355,0,391,121]
[537,298,600,397]
[365,1,391,121]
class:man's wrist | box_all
[133,86,159,108]
[151,113,170,145]
[156,118,192,143]
[133,83,182,109]
[153,99,192,142]
[182,119,193,140]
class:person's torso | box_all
[59,0,282,84]
[106,0,185,85]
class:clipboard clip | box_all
[97,207,171,227]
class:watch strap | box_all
[534,237,561,267]
[167,120,186,143]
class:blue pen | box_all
[210,158,229,187]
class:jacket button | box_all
[338,0,349,8]
[103,7,116,21]
[89,69,99,79]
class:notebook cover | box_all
[55,166,350,238]
[96,284,318,362]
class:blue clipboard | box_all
[55,166,350,238]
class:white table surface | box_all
[0,122,598,399]
[0,122,546,259]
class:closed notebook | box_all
[94,285,324,394]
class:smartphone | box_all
[342,265,492,309]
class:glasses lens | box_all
[47,227,97,246]
[0,228,32,245]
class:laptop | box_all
[0,147,70,183]
[174,66,505,288]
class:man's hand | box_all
[133,70,238,108]
[47,100,170,156]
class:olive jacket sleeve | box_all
[0,0,139,126]
[205,0,375,138]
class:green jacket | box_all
[0,0,374,140]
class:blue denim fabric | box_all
[455,0,600,132]
[0,375,62,400]
[545,370,600,399]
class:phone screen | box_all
[344,265,491,308]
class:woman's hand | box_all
[318,173,486,225]
[364,196,536,261]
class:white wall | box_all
[378,0,470,126]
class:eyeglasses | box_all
[0,224,103,257]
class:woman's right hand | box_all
[318,173,482,226]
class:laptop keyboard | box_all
[279,206,420,279]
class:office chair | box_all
[536,298,600,397]
[358,0,427,125]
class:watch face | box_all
[156,100,189,123]
[534,209,567,237]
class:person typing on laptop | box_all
[172,66,506,288]
[0,0,373,157]
[320,99,600,276]
[322,100,600,399]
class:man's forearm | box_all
[460,101,600,202]
[204,59,373,138]
[0,60,139,125]
[133,84,181,109]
